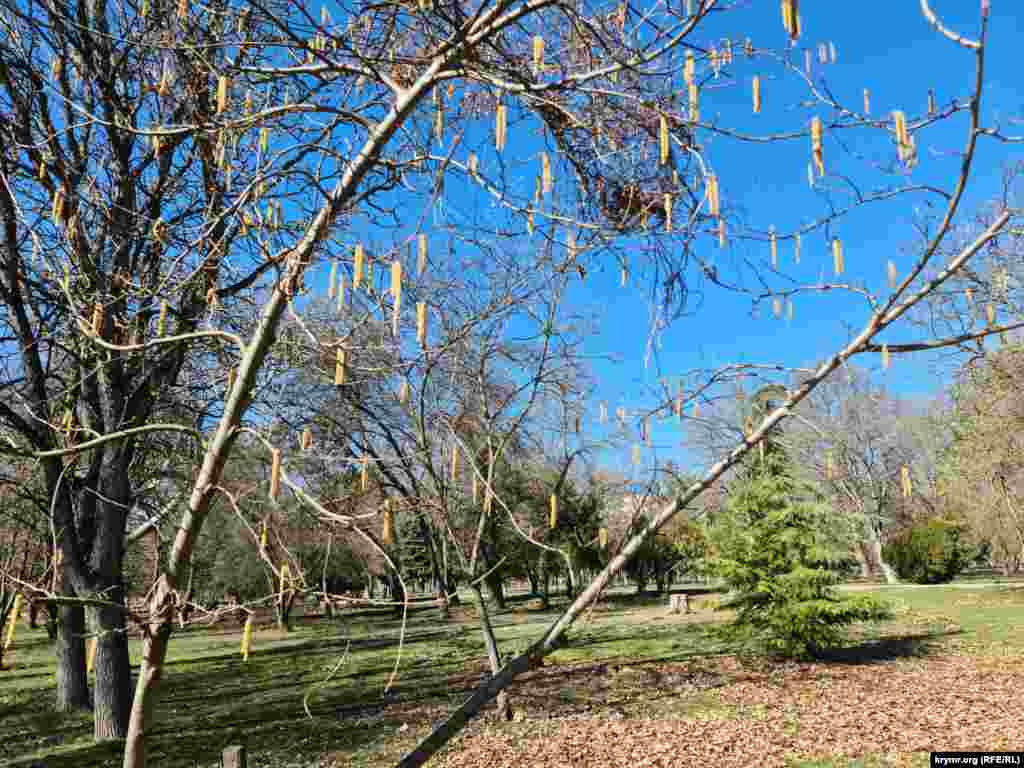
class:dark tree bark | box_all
[55,601,89,712]
[92,599,133,739]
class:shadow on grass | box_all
[814,629,962,664]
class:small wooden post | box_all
[223,745,246,768]
[668,594,692,614]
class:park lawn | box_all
[1,585,1022,768]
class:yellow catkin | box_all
[770,228,777,268]
[417,233,428,277]
[825,450,834,480]
[549,494,557,529]
[542,152,552,195]
[664,193,672,232]
[772,297,782,319]
[259,127,269,154]
[302,427,312,451]
[216,75,229,114]
[91,303,103,336]
[157,299,168,336]
[279,563,291,595]
[862,88,871,115]
[688,82,699,123]
[353,244,364,290]
[706,174,720,217]
[718,219,727,248]
[259,520,267,550]
[901,465,912,499]
[391,260,402,336]
[361,456,369,491]
[382,502,393,545]
[51,187,65,223]
[3,594,22,650]
[533,35,545,75]
[451,444,460,482]
[495,104,507,152]
[468,153,478,179]
[684,51,695,85]
[794,232,801,264]
[693,399,700,418]
[87,636,98,673]
[599,527,608,549]
[893,110,908,150]
[269,449,281,500]
[659,114,670,165]
[811,116,824,176]
[337,275,347,312]
[416,302,427,348]
[632,443,641,465]
[398,380,410,405]
[752,76,761,113]
[329,261,338,299]
[240,615,253,661]
[887,261,897,290]
[833,238,844,276]
[781,0,800,38]
[986,303,996,327]
[334,348,346,386]
[882,343,890,370]
[471,471,479,504]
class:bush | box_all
[882,518,972,584]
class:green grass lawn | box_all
[2,584,1023,768]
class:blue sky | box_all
[558,1,1023,474]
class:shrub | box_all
[882,518,972,584]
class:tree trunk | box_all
[540,557,550,610]
[471,585,512,721]
[388,573,406,614]
[855,543,871,578]
[485,572,505,610]
[277,590,297,632]
[45,599,58,642]
[123,611,172,768]
[865,516,898,584]
[55,601,89,712]
[91,599,133,739]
